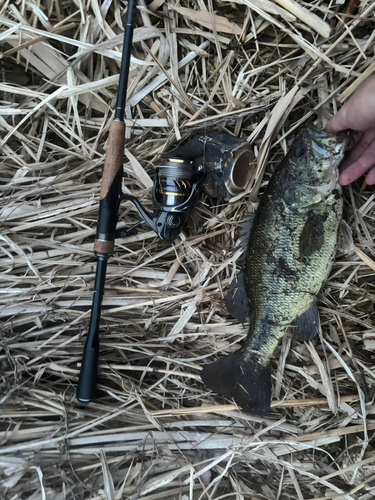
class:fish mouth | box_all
[335,130,349,148]
[305,125,332,139]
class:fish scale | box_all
[201,124,348,416]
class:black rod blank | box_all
[115,0,137,121]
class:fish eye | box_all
[295,148,306,158]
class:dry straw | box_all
[0,0,375,499]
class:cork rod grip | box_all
[100,121,125,200]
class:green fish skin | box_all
[201,124,348,416]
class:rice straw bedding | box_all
[0,0,375,499]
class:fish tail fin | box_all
[200,350,271,416]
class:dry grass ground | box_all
[0,0,375,499]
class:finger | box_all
[339,139,375,185]
[365,165,375,185]
[339,128,375,171]
[347,130,363,151]
[325,106,348,134]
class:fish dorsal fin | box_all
[290,298,320,341]
[225,212,255,321]
[238,212,256,253]
[225,269,250,322]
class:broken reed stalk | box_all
[273,0,332,38]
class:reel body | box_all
[119,132,254,243]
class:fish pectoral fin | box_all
[225,269,250,322]
[289,298,320,341]
[200,350,271,416]
[337,219,354,255]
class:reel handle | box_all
[122,194,185,243]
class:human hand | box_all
[325,75,375,185]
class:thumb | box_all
[325,112,346,134]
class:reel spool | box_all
[154,159,195,208]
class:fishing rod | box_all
[76,0,255,403]
[76,0,138,402]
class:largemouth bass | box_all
[201,124,348,416]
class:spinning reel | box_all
[119,132,255,243]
